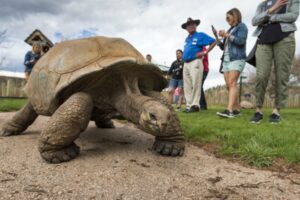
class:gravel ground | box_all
[0,112,300,200]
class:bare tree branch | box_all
[0,29,8,69]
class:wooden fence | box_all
[205,87,300,108]
[1,77,300,108]
[0,77,26,98]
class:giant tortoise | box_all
[0,36,185,163]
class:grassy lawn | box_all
[178,107,300,169]
[0,98,27,112]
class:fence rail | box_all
[0,77,26,98]
[205,88,300,108]
[1,77,300,108]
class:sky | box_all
[0,0,299,89]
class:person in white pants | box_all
[181,17,216,113]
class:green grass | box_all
[178,107,300,168]
[0,98,27,112]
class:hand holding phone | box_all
[211,25,222,44]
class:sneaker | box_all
[184,107,190,113]
[186,105,200,113]
[269,113,281,124]
[217,109,235,118]
[250,112,263,124]
[233,110,241,116]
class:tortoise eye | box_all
[149,113,157,121]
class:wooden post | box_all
[6,79,16,97]
[1,82,7,97]
[0,82,2,96]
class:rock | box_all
[240,101,254,109]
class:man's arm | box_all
[196,33,217,58]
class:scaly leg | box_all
[144,91,185,156]
[38,92,93,164]
[0,102,38,136]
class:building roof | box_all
[24,29,54,47]
[155,64,170,72]
[0,70,25,79]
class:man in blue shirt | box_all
[182,18,216,113]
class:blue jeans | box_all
[169,79,183,89]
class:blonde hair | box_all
[227,8,242,24]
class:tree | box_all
[290,56,300,85]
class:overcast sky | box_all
[0,0,299,89]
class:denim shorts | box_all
[222,55,246,73]
[169,78,183,89]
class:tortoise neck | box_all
[113,93,153,124]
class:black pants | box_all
[200,71,208,109]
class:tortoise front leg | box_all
[144,91,185,156]
[0,102,38,136]
[38,92,93,164]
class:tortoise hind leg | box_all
[38,92,93,164]
[144,91,185,156]
[92,108,115,129]
[0,102,38,136]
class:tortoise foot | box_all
[95,120,115,129]
[152,140,185,157]
[40,143,80,164]
[0,126,21,137]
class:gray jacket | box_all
[252,0,300,36]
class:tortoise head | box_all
[139,100,171,134]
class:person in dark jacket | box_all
[24,42,42,81]
[216,8,248,118]
[168,49,184,110]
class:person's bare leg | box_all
[224,72,230,91]
[0,102,38,136]
[227,71,240,112]
[168,88,175,105]
[272,108,280,115]
[177,87,183,109]
[38,92,93,163]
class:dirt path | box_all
[0,113,299,200]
